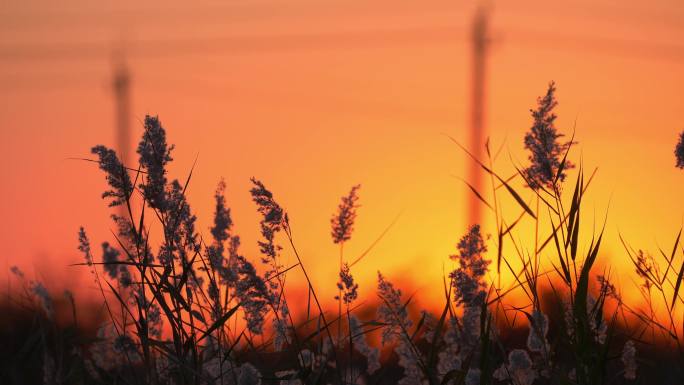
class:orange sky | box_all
[2,0,684,313]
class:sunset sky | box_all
[2,0,684,312]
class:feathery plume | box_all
[156,179,200,277]
[78,227,93,266]
[376,272,422,385]
[349,316,380,374]
[634,250,656,290]
[331,184,361,244]
[89,324,140,370]
[336,263,359,305]
[102,241,121,279]
[111,213,138,248]
[234,252,270,335]
[437,317,463,377]
[522,81,574,190]
[208,181,231,264]
[91,145,134,207]
[249,178,289,335]
[450,224,489,306]
[526,309,550,355]
[166,179,198,251]
[376,272,412,344]
[137,115,174,212]
[211,179,232,245]
[396,341,423,385]
[675,130,684,169]
[459,306,483,356]
[273,317,290,351]
[146,298,163,338]
[30,282,53,319]
[101,242,132,288]
[440,225,490,381]
[597,274,622,302]
[493,349,537,385]
[249,178,285,267]
[207,180,239,286]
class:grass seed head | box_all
[331,184,361,244]
[523,81,575,190]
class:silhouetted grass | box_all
[5,81,684,385]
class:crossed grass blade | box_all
[445,134,537,219]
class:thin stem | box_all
[284,224,342,384]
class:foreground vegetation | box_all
[5,82,684,385]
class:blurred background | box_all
[1,0,683,310]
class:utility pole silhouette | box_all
[467,8,490,226]
[112,53,132,220]
[112,55,132,169]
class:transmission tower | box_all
[467,8,490,227]
[112,55,132,168]
[112,53,133,221]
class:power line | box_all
[0,26,467,62]
[1,2,680,33]
[0,25,681,64]
[1,24,682,95]
[505,26,684,63]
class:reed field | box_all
[4,82,684,385]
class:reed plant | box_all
[7,82,684,385]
